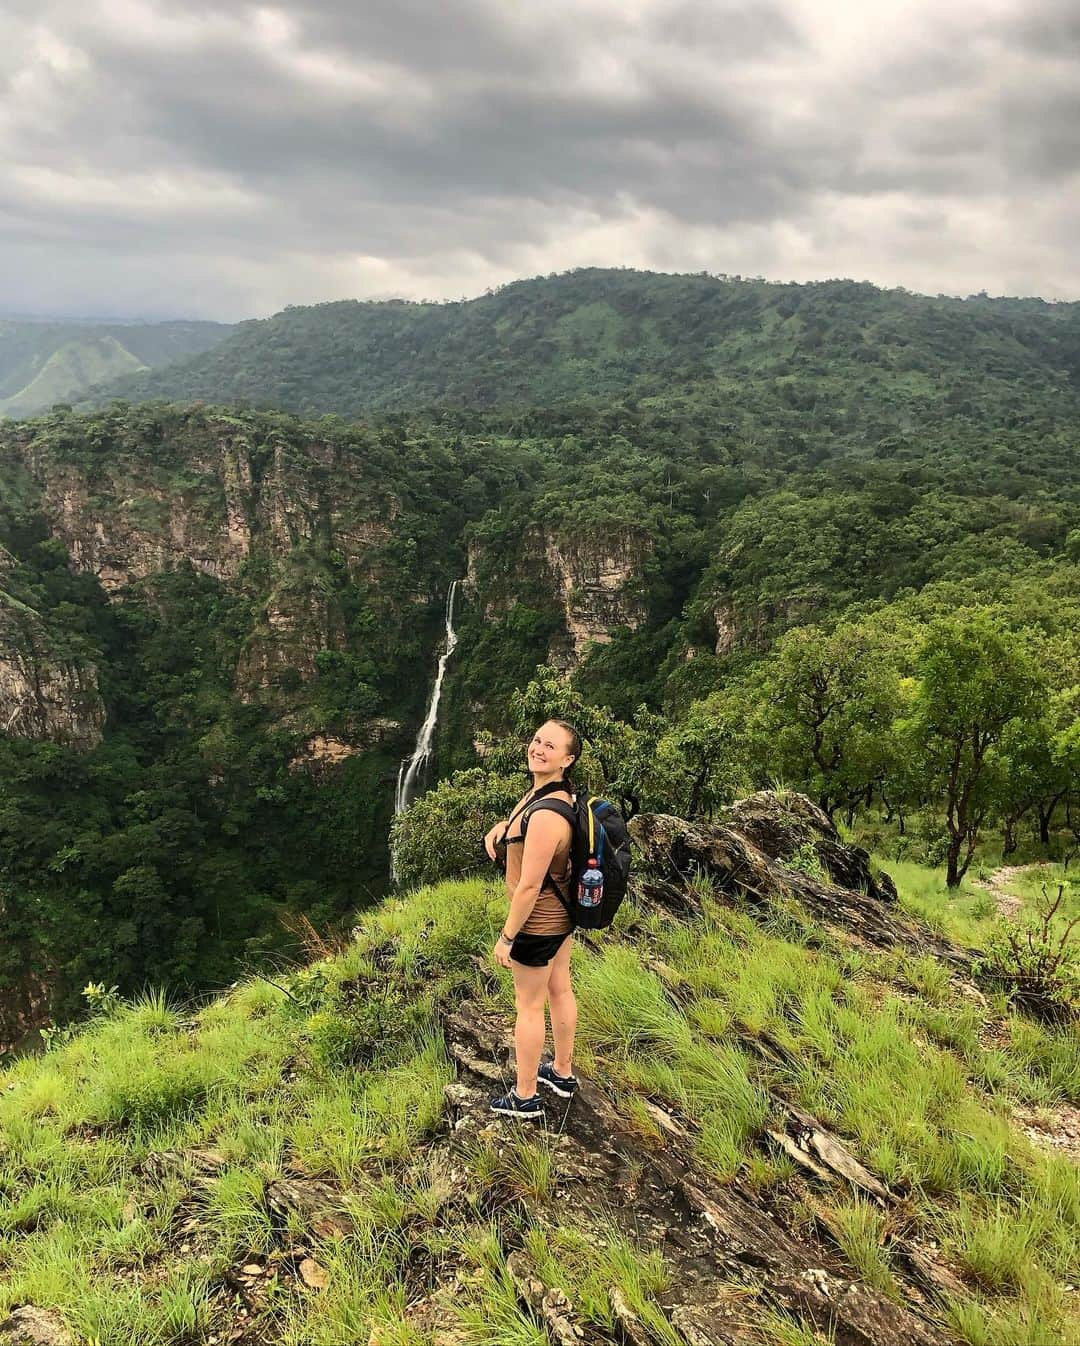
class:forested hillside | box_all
[1,270,1079,1346]
[0,317,232,419]
[0,269,1077,1050]
[97,268,1080,427]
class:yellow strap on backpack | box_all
[586,795,600,855]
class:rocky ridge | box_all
[2,416,401,738]
[4,792,1060,1345]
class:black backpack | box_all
[523,792,632,930]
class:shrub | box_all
[975,886,1079,1024]
[391,768,519,888]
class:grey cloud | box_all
[0,0,1078,319]
[1004,0,1080,57]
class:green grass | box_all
[757,1311,837,1345]
[0,872,1077,1343]
[821,1197,900,1298]
[876,851,1080,953]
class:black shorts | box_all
[510,930,572,967]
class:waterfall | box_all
[394,579,461,819]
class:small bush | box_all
[975,886,1079,1024]
[787,841,826,882]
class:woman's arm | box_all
[484,818,510,860]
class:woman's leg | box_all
[511,959,553,1098]
[546,936,577,1076]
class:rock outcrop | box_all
[8,419,398,714]
[235,581,348,700]
[287,719,401,780]
[630,800,970,968]
[466,524,649,670]
[721,790,898,902]
[543,530,649,664]
[23,432,394,598]
[0,598,105,748]
[712,595,813,657]
[0,1306,75,1346]
[443,1004,953,1346]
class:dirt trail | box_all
[973,862,1045,917]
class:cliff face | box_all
[542,530,649,666]
[25,434,392,595]
[711,594,814,656]
[466,524,649,671]
[30,447,240,593]
[0,597,105,749]
[12,420,397,715]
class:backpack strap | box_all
[521,798,576,830]
[497,781,573,849]
[520,798,577,917]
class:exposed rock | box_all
[629,803,970,967]
[288,735,362,775]
[37,460,241,593]
[0,969,52,1059]
[713,599,738,657]
[1014,1101,1080,1164]
[20,422,393,608]
[265,1176,353,1239]
[288,719,402,779]
[465,524,650,671]
[0,599,105,748]
[506,1253,591,1346]
[0,1307,74,1346]
[712,594,813,656]
[541,529,649,666]
[23,424,399,708]
[141,1147,228,1191]
[722,791,897,902]
[441,1002,952,1346]
[235,584,347,700]
[220,439,254,560]
[767,1106,893,1205]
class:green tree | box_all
[904,613,1044,887]
[1051,692,1080,864]
[996,714,1058,856]
[390,768,520,890]
[755,623,903,821]
[650,694,745,820]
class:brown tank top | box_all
[503,792,573,936]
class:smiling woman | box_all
[483,719,583,1119]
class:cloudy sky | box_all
[2,0,1078,320]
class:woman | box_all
[484,719,582,1119]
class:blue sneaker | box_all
[490,1088,545,1120]
[538,1061,579,1099]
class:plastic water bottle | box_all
[578,858,604,908]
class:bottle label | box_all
[578,865,604,907]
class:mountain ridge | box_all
[91,267,1080,420]
[0,791,1075,1344]
[0,318,234,418]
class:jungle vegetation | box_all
[0,268,1076,1028]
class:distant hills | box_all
[91,268,1080,426]
[0,317,233,418]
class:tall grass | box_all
[0,873,1076,1344]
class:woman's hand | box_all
[493,936,514,969]
[484,821,507,861]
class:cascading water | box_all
[393,579,461,826]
